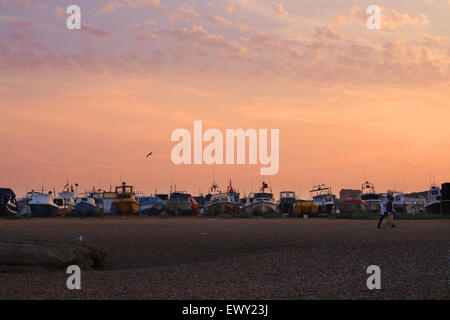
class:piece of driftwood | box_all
[0,240,106,273]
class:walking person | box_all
[377,194,396,228]
[385,195,396,228]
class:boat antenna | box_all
[428,161,432,187]
[311,170,316,186]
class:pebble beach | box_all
[0,217,448,300]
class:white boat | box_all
[206,193,234,216]
[246,182,277,216]
[425,184,442,214]
[360,181,382,214]
[28,191,62,217]
[389,190,408,213]
[310,184,336,215]
[75,196,100,216]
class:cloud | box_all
[153,25,246,55]
[55,6,68,19]
[82,24,112,38]
[225,2,237,13]
[99,0,164,14]
[333,6,429,30]
[1,0,32,9]
[272,4,287,16]
[419,33,448,47]
[313,26,343,40]
[206,15,232,27]
[169,6,201,23]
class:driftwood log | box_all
[0,240,106,273]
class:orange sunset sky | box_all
[1,0,449,198]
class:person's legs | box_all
[377,214,385,228]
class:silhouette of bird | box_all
[72,235,83,243]
[146,152,153,158]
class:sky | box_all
[1,0,449,198]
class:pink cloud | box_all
[170,6,201,23]
[273,4,287,16]
[332,6,429,30]
[99,0,164,14]
[206,15,232,27]
[82,24,113,38]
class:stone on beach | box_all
[0,240,106,273]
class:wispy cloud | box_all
[99,0,165,14]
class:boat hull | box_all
[140,203,167,215]
[279,199,295,214]
[425,202,441,214]
[207,202,234,216]
[248,202,277,216]
[75,202,100,217]
[167,202,194,216]
[113,200,139,215]
[0,204,18,217]
[29,204,60,217]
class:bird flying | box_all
[146,152,153,158]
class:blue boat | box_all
[137,196,168,215]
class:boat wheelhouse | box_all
[279,191,296,215]
[310,184,336,215]
[360,181,382,214]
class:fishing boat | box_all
[279,191,296,215]
[206,193,234,216]
[360,181,382,214]
[28,191,62,217]
[0,188,19,217]
[75,196,100,217]
[138,196,168,215]
[167,192,199,216]
[389,190,408,213]
[203,182,222,214]
[227,180,241,213]
[112,182,139,215]
[246,182,277,216]
[311,184,336,216]
[243,193,255,214]
[293,200,319,217]
[101,190,118,214]
[54,188,76,216]
[425,184,442,214]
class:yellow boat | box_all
[293,200,319,218]
[112,182,139,215]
